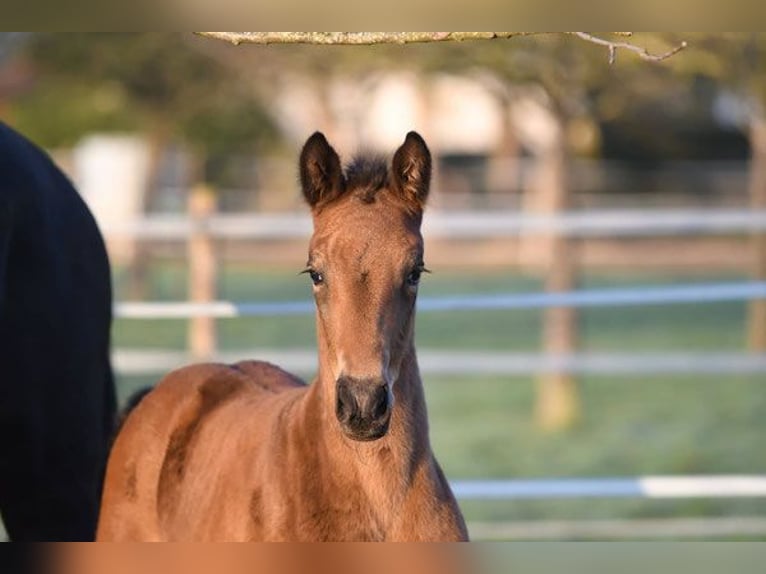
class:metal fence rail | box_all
[450,476,766,500]
[102,208,766,240]
[114,349,766,376]
[115,281,766,319]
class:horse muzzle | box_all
[335,376,392,441]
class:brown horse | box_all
[97,131,468,541]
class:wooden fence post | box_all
[530,128,581,432]
[748,118,766,352]
[538,233,580,431]
[188,185,218,360]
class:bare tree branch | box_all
[197,32,543,46]
[570,32,688,63]
[198,32,687,63]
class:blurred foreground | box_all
[33,542,766,574]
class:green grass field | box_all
[112,263,766,532]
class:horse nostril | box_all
[372,385,389,420]
[336,379,357,423]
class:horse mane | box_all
[344,155,389,204]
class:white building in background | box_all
[273,71,507,157]
[72,134,149,259]
[68,71,544,223]
[428,74,505,155]
[73,134,149,227]
[359,73,424,152]
[269,71,520,209]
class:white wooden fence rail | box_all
[450,476,766,500]
[103,208,766,239]
[115,281,766,319]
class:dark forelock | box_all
[343,155,389,204]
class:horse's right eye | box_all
[309,270,324,286]
[406,269,422,287]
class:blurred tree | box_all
[9,33,280,189]
[486,36,604,432]
[438,34,726,431]
[662,34,766,351]
[707,34,766,353]
[7,80,141,148]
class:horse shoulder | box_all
[98,364,241,538]
[99,362,307,541]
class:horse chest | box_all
[262,496,386,542]
[251,463,391,541]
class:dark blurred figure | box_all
[0,546,45,574]
[0,122,116,541]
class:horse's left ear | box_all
[391,131,431,210]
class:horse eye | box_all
[406,269,422,287]
[309,270,324,286]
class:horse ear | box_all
[391,131,431,210]
[300,132,344,208]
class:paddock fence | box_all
[105,208,766,240]
[111,205,766,373]
[107,205,766,539]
